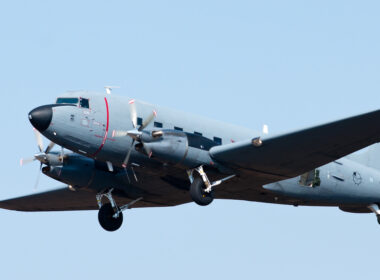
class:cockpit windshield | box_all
[56,97,79,105]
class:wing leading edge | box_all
[210,109,380,183]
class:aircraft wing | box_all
[210,109,380,183]
[0,187,165,212]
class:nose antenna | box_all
[104,86,120,95]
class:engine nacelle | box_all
[42,153,144,195]
[138,130,216,169]
[42,153,95,187]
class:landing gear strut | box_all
[368,204,380,225]
[96,189,142,232]
[187,166,235,206]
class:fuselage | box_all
[265,158,380,205]
[29,91,380,208]
[42,91,256,166]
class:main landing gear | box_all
[96,189,142,232]
[98,203,123,232]
[368,204,380,225]
[190,177,214,206]
[187,166,235,206]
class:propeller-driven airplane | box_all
[2,89,380,231]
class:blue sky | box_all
[1,0,380,279]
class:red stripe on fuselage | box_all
[93,97,110,157]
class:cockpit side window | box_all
[56,97,79,105]
[80,98,90,109]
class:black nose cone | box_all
[28,105,53,132]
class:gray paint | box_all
[2,91,380,215]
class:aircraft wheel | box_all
[190,177,214,206]
[98,203,123,232]
[377,215,380,225]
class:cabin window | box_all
[174,126,183,131]
[137,117,143,126]
[194,131,203,136]
[154,122,163,128]
[56,97,79,105]
[80,98,90,109]
[214,137,222,145]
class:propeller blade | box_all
[143,144,153,158]
[59,146,65,163]
[20,157,35,166]
[33,163,42,191]
[139,110,157,131]
[122,140,135,168]
[129,99,137,129]
[112,130,129,137]
[113,129,142,140]
[45,141,55,154]
[34,129,44,152]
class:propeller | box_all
[20,129,59,166]
[113,99,157,168]
[20,129,63,191]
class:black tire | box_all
[190,177,214,206]
[377,215,380,225]
[98,203,123,232]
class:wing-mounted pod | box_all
[136,129,215,169]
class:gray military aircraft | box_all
[2,89,380,231]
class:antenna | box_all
[262,124,269,135]
[104,86,120,95]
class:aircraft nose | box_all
[28,105,53,132]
